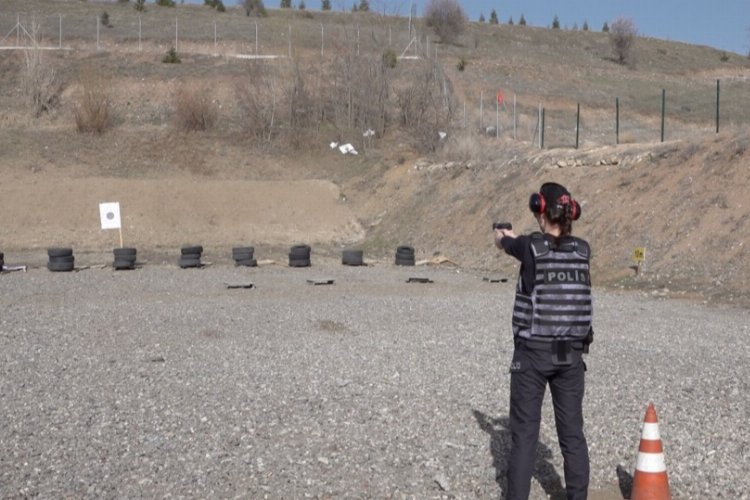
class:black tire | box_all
[288,257,311,267]
[342,249,364,266]
[178,257,201,268]
[49,255,75,264]
[47,260,74,272]
[0,251,4,260]
[232,246,255,259]
[48,247,73,258]
[396,245,414,256]
[233,251,254,261]
[113,259,136,270]
[181,246,203,255]
[235,258,257,267]
[115,256,135,266]
[114,247,137,258]
[290,245,311,258]
[395,256,415,266]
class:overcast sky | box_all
[186,0,749,55]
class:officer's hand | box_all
[495,228,516,239]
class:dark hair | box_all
[539,182,575,238]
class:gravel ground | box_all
[0,260,748,499]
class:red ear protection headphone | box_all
[529,192,582,220]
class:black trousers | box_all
[506,341,589,500]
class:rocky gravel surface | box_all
[1,262,748,499]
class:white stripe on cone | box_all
[641,422,661,440]
[636,451,667,473]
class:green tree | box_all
[519,14,526,26]
[280,0,292,7]
[298,0,306,9]
[610,17,637,64]
[134,0,146,11]
[478,12,484,23]
[358,0,369,11]
[582,20,589,31]
[507,16,513,25]
[602,21,609,32]
[424,0,467,44]
[321,0,331,10]
[244,0,266,15]
[552,14,560,29]
[100,11,111,28]
[489,9,498,24]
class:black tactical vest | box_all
[512,234,593,341]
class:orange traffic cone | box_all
[631,403,671,500]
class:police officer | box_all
[494,182,593,500]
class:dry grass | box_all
[174,80,218,131]
[73,65,112,133]
[19,23,61,116]
[3,0,750,149]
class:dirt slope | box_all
[356,134,750,304]
[2,128,748,305]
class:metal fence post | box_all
[479,91,483,132]
[576,103,580,149]
[616,97,620,145]
[716,79,720,134]
[661,89,666,142]
[541,107,545,149]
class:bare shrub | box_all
[610,17,637,65]
[235,61,281,143]
[74,66,112,134]
[439,130,488,162]
[424,0,467,44]
[333,50,391,137]
[20,24,61,117]
[174,82,217,132]
[394,58,457,152]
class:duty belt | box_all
[515,337,585,365]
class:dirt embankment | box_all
[2,129,749,305]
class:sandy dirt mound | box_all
[0,170,363,253]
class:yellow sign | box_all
[633,247,646,263]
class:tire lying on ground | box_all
[181,245,203,255]
[179,245,203,268]
[233,246,256,266]
[395,245,415,266]
[48,247,73,258]
[342,249,364,266]
[0,251,4,269]
[113,247,137,270]
[47,247,75,272]
[289,244,311,267]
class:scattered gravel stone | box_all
[0,264,747,499]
